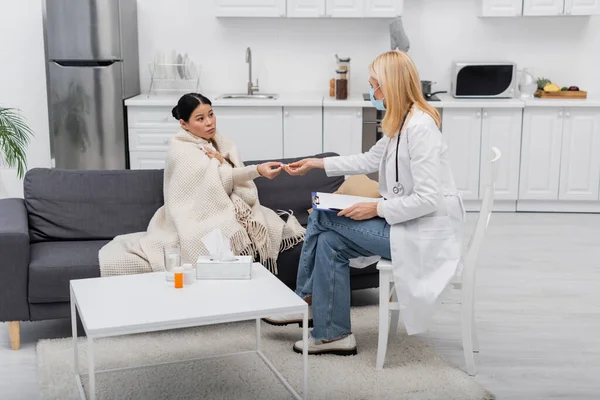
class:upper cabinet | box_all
[567,0,600,15]
[326,0,364,17]
[215,0,286,17]
[481,0,524,16]
[523,0,600,15]
[363,0,404,17]
[287,0,326,17]
[523,0,565,15]
[217,0,403,18]
[481,0,599,16]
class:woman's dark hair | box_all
[171,93,212,121]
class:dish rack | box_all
[147,62,200,96]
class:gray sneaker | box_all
[262,306,313,327]
[293,333,357,356]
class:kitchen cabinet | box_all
[326,0,402,17]
[519,108,566,199]
[326,0,364,17]
[127,106,178,152]
[523,0,600,15]
[558,108,600,200]
[217,0,402,17]
[130,151,167,170]
[323,108,363,156]
[480,0,524,16]
[523,0,565,15]
[363,0,403,17]
[520,107,600,201]
[441,109,483,200]
[567,0,600,15]
[215,0,286,17]
[443,107,523,201]
[213,106,283,161]
[127,105,284,167]
[283,107,323,158]
[287,0,326,17]
[479,108,523,200]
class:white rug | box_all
[37,305,494,400]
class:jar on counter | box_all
[335,70,348,100]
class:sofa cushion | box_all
[28,240,108,303]
[24,168,164,242]
[247,153,345,225]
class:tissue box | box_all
[196,255,253,280]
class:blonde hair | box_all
[369,50,441,137]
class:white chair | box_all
[375,147,502,376]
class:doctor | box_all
[263,50,465,356]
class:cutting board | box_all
[535,90,587,99]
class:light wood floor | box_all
[1,213,599,399]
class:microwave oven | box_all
[451,62,517,98]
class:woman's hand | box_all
[204,146,225,164]
[284,158,325,176]
[257,162,283,180]
[338,202,379,221]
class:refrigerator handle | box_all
[53,60,119,68]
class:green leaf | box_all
[0,107,35,179]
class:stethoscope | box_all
[392,105,413,195]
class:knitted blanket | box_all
[99,129,305,276]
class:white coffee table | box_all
[70,263,309,400]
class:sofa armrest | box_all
[0,198,30,321]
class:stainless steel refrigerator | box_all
[43,0,140,170]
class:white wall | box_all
[0,0,51,198]
[138,0,600,96]
[1,0,598,198]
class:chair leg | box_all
[389,285,400,339]
[376,270,391,370]
[471,308,479,353]
[461,298,476,376]
[8,321,20,350]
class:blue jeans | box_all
[295,210,391,341]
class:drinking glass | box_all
[163,245,181,281]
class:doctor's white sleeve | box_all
[323,136,389,177]
[380,122,442,225]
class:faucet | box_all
[246,47,259,95]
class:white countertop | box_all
[323,93,371,107]
[523,96,600,108]
[125,92,323,107]
[432,93,525,108]
[126,92,600,109]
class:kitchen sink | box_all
[217,93,278,100]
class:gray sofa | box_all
[0,152,380,349]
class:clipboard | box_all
[311,192,381,213]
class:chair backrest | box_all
[462,147,501,282]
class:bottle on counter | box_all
[329,78,335,97]
[334,54,351,100]
[335,70,349,100]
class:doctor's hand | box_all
[338,202,379,221]
[204,146,225,164]
[257,162,283,180]
[284,158,325,176]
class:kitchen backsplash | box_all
[137,0,600,96]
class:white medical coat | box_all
[324,108,465,335]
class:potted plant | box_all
[0,107,34,179]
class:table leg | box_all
[256,318,261,351]
[303,308,309,399]
[70,287,79,376]
[88,336,96,400]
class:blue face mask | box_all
[369,86,386,111]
